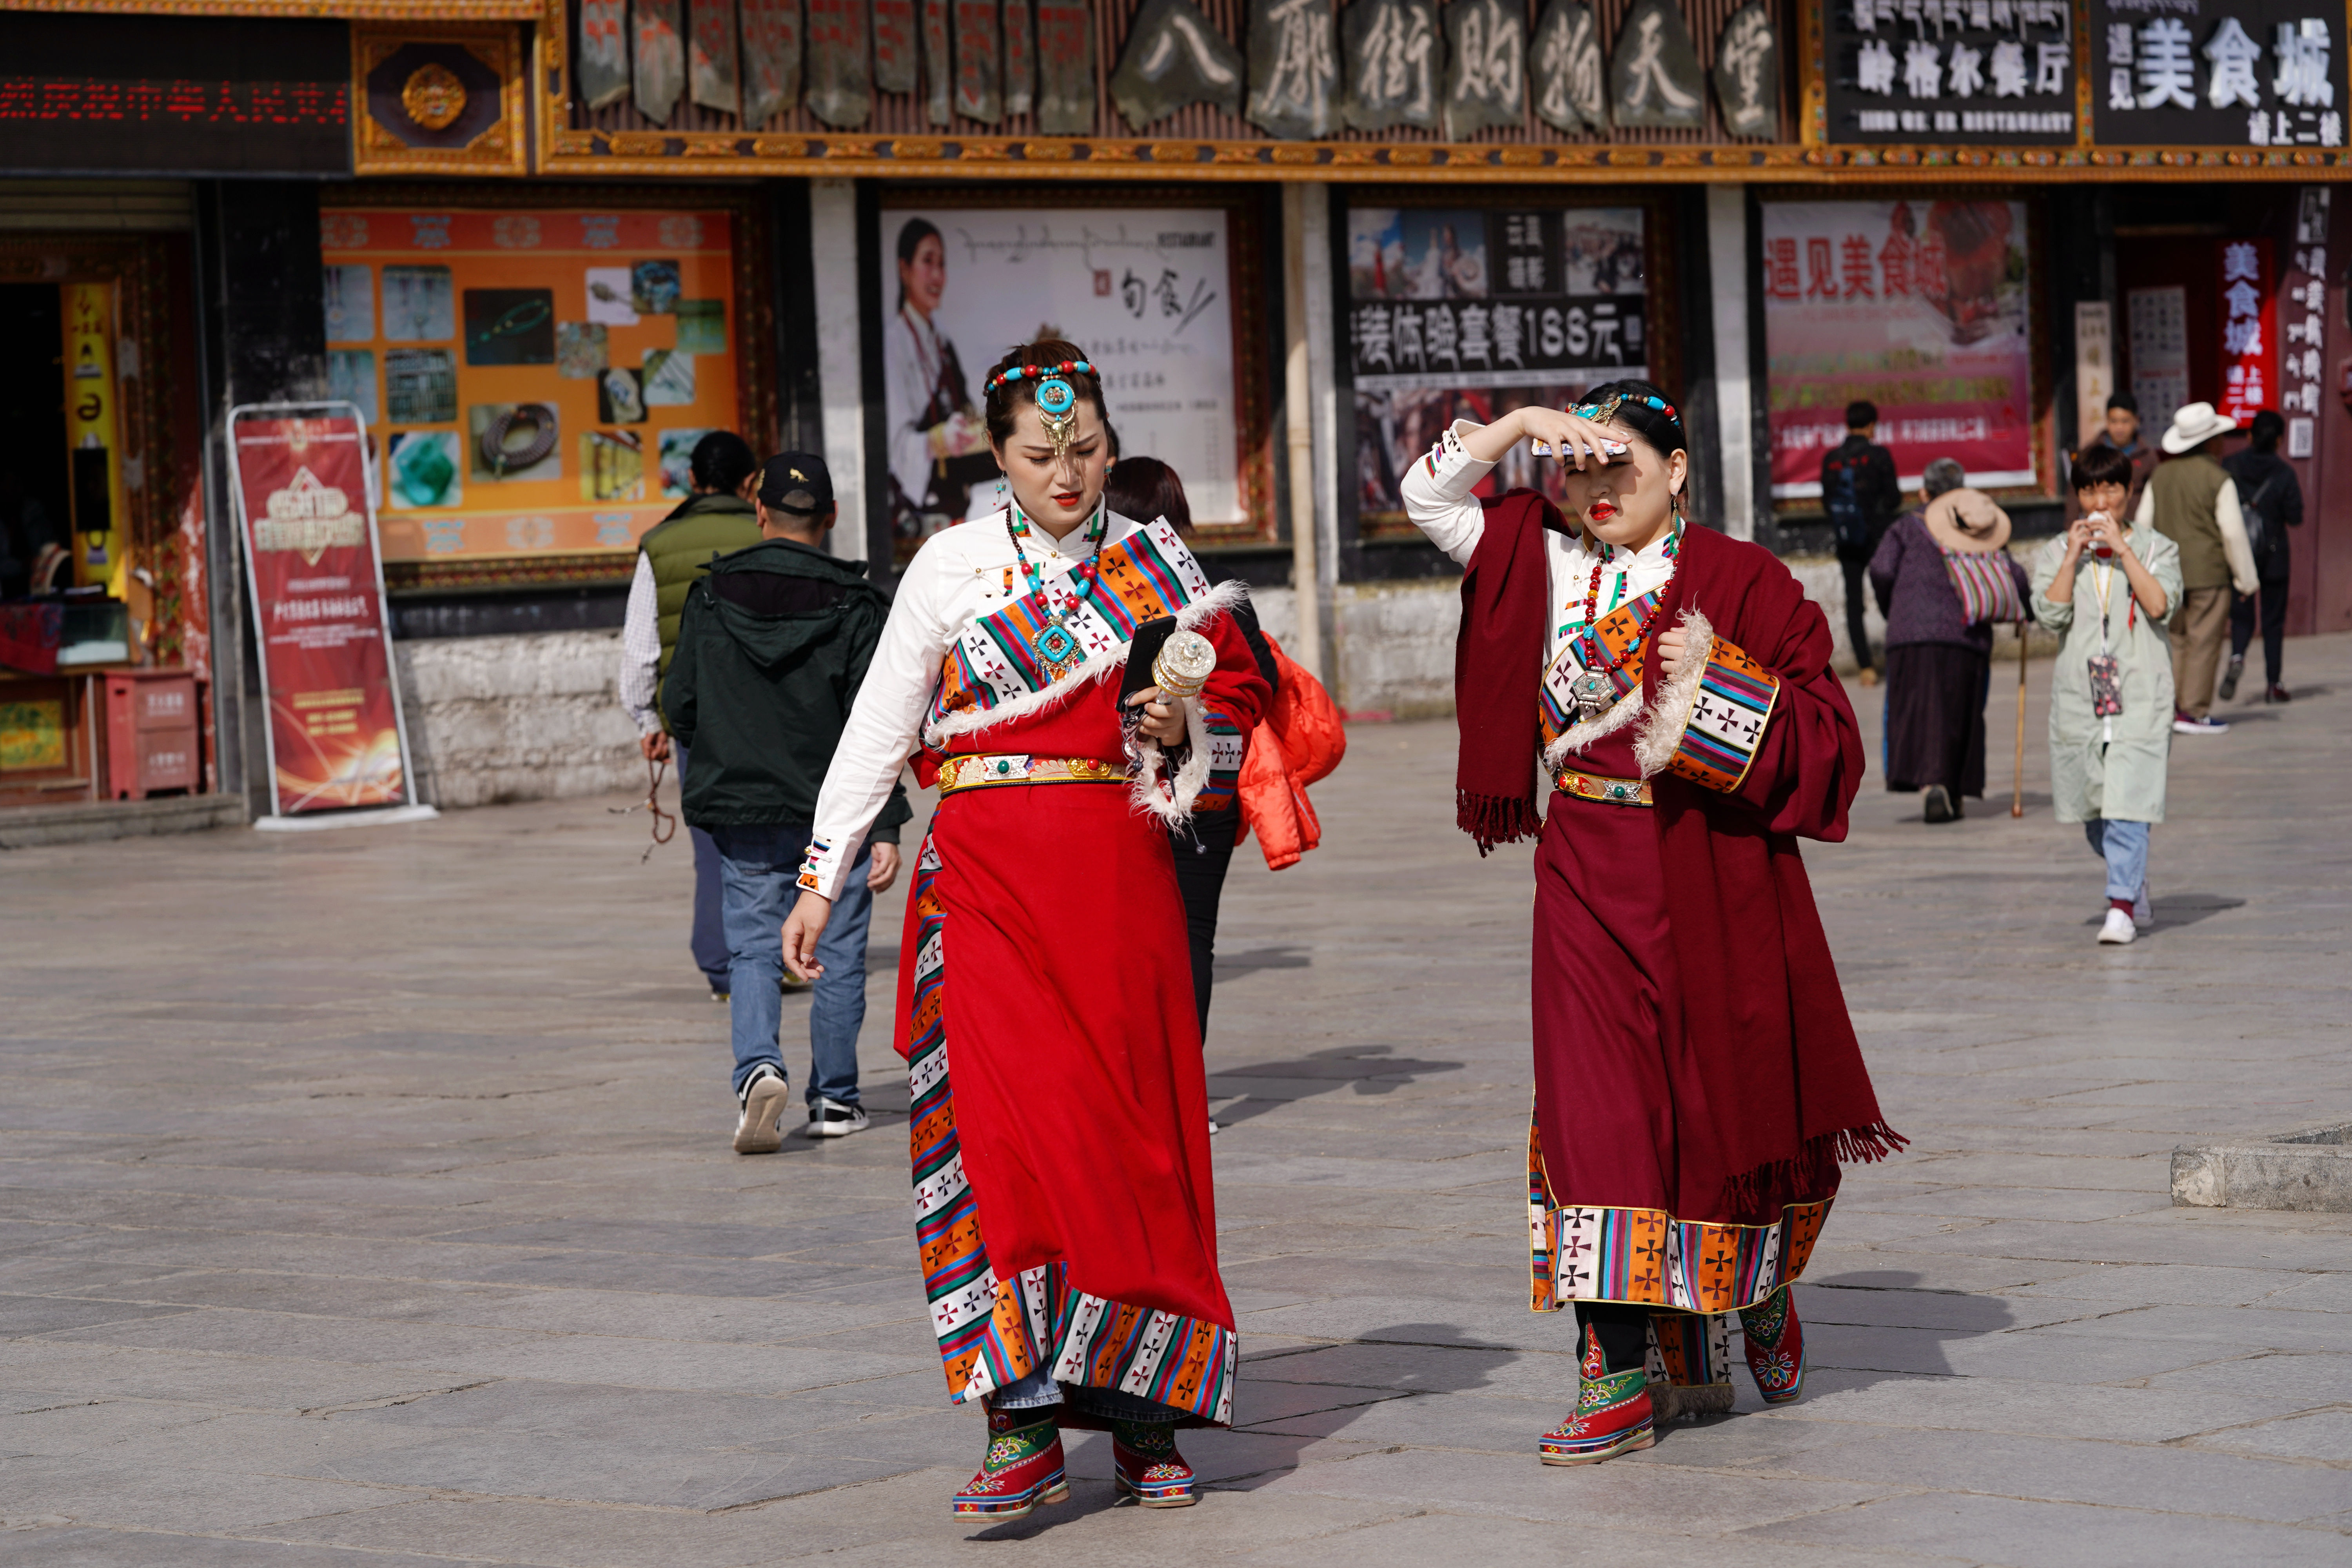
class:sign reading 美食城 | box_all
[2091,3,2348,151]
[2217,237,2277,425]
[1347,204,1649,535]
[1823,0,2077,145]
[1762,200,2035,500]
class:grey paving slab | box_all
[2,633,2351,1561]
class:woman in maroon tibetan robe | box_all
[1402,380,1902,1466]
[787,342,1267,1523]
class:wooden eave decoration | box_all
[9,1,539,15]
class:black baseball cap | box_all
[758,452,833,515]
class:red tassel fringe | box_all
[1721,1121,1909,1215]
[1457,789,1540,856]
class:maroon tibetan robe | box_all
[1454,492,1900,1321]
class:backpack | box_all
[1823,452,1871,552]
[2239,468,2283,567]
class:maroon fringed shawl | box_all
[1455,492,1905,1219]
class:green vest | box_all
[641,495,762,678]
[2148,453,2229,592]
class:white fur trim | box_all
[1541,683,1650,773]
[920,578,1252,749]
[1634,606,1715,779]
[1129,694,1214,828]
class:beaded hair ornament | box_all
[1569,392,1680,427]
[986,358,1098,461]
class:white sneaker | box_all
[734,1066,790,1154]
[2172,714,2229,735]
[1207,1115,1222,1137]
[806,1097,869,1138]
[2133,882,2152,928]
[2097,908,2137,945]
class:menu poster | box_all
[1762,199,2036,497]
[230,414,412,815]
[1347,205,1648,536]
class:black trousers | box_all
[1169,808,1241,1040]
[1840,554,1876,673]
[2229,577,2289,685]
[1575,1301,1651,1374]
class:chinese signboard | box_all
[875,204,1241,558]
[1347,203,1649,535]
[2091,3,2347,149]
[320,207,742,567]
[2280,187,2330,455]
[2217,237,2276,424]
[1762,200,2035,498]
[1824,0,2076,144]
[229,414,415,816]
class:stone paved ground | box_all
[3,633,2349,1567]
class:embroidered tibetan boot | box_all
[953,1405,1068,1520]
[1539,1327,1655,1465]
[1740,1285,1806,1405]
[1111,1417,1198,1507]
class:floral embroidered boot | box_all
[1539,1326,1655,1465]
[953,1404,1068,1520]
[1740,1285,1806,1405]
[1111,1417,1198,1507]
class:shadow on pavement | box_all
[1800,1268,2015,1396]
[1208,1044,1467,1129]
[2076,891,2246,931]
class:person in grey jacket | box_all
[2032,443,2183,947]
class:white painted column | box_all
[1281,184,1323,682]
[1299,184,1341,642]
[809,179,865,559]
[1706,184,1756,541]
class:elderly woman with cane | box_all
[1869,459,2033,824]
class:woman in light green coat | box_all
[2031,443,2183,947]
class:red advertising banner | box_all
[1762,200,2036,497]
[230,415,410,814]
[2219,238,2276,427]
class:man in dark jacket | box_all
[662,454,911,1153]
[618,432,764,998]
[2219,408,2302,704]
[1820,399,1903,685]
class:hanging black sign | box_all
[1247,0,1341,138]
[1342,0,1440,132]
[1112,0,1247,130]
[1824,0,2076,145]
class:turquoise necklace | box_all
[1005,501,1107,674]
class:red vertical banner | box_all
[230,415,410,815]
[2219,238,2276,426]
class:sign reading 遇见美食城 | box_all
[230,414,415,816]
[1762,200,2035,499]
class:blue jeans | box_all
[710,822,873,1105]
[2084,818,2149,903]
[674,742,731,991]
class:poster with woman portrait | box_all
[878,205,1241,563]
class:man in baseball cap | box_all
[663,450,907,1153]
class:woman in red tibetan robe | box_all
[1402,380,1903,1465]
[786,341,1268,1521]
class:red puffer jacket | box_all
[1236,633,1346,870]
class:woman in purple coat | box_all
[1869,459,2031,824]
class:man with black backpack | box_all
[1821,400,1904,686]
[2220,409,2301,705]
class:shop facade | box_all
[6,0,2351,830]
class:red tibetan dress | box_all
[803,509,1267,1430]
[1403,425,1902,1410]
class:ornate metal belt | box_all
[936,754,1126,795]
[1553,767,1653,807]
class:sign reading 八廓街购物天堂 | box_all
[2091,3,2347,150]
[1762,200,2034,500]
[1347,204,1649,537]
[1825,0,2077,144]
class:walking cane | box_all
[2011,618,2028,818]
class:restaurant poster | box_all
[1345,204,1648,537]
[1762,200,2035,498]
[229,412,413,815]
[319,207,740,565]
[876,205,1240,560]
